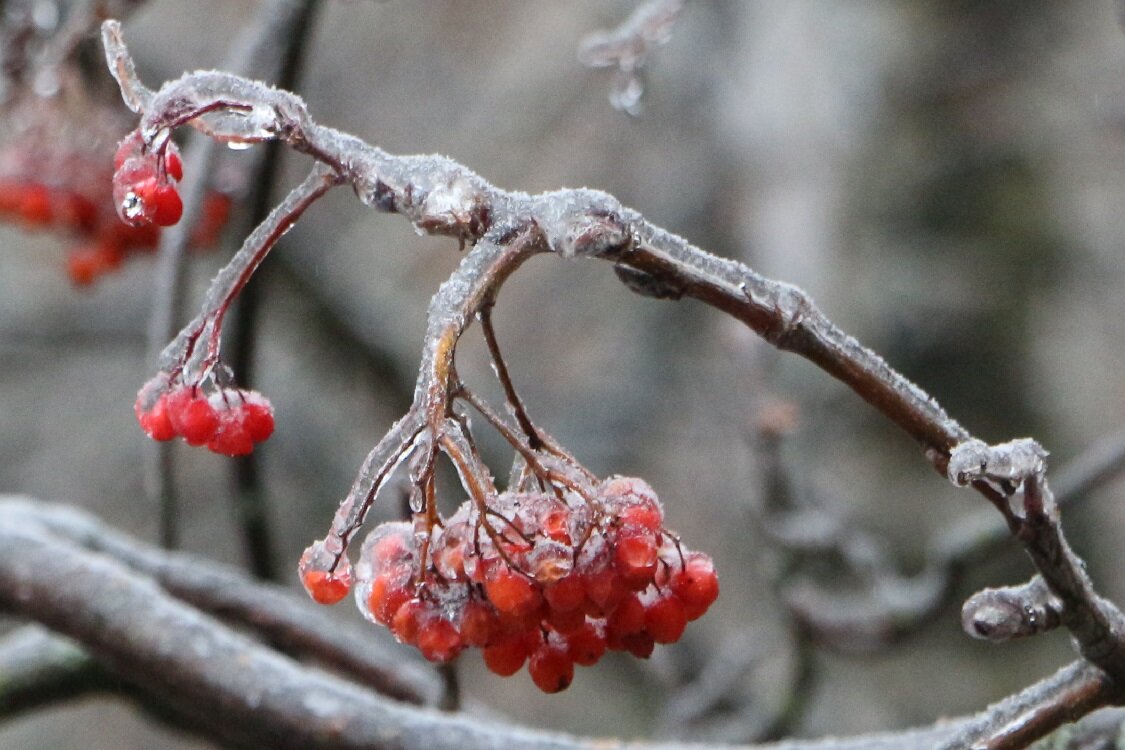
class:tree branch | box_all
[5,497,1124,750]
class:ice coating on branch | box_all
[533,189,635,259]
[947,438,1048,487]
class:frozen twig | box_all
[948,439,1125,681]
[577,0,686,115]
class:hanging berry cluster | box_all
[301,477,718,693]
[98,19,720,696]
[134,372,275,457]
[0,97,229,286]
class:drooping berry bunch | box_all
[134,372,275,456]
[111,129,184,228]
[0,99,230,286]
[301,476,718,693]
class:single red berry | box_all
[241,394,275,443]
[484,564,542,618]
[544,573,586,613]
[545,604,586,635]
[135,392,176,442]
[367,569,414,625]
[670,553,719,620]
[566,622,607,667]
[141,181,183,227]
[417,617,463,663]
[168,390,220,446]
[645,594,688,644]
[613,528,658,589]
[207,407,254,456]
[301,568,351,605]
[114,131,144,170]
[391,598,427,646]
[621,631,655,659]
[459,599,499,647]
[482,633,534,677]
[607,592,647,638]
[164,147,184,182]
[529,642,574,694]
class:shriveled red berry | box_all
[645,594,687,644]
[529,642,574,694]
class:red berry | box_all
[241,394,275,442]
[545,605,586,635]
[613,529,658,589]
[167,390,220,446]
[484,564,542,618]
[391,598,427,645]
[164,147,183,182]
[670,553,719,620]
[207,407,254,456]
[135,392,176,442]
[566,622,607,666]
[544,573,586,613]
[621,631,655,659]
[645,594,687,644]
[483,634,533,677]
[301,568,351,605]
[606,593,646,637]
[142,181,183,227]
[459,599,499,647]
[529,642,574,693]
[367,569,413,625]
[417,617,463,663]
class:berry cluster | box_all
[112,130,184,228]
[0,124,229,286]
[134,373,275,456]
[303,477,718,693]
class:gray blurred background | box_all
[4,0,1125,747]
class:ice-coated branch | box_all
[0,626,114,719]
[4,497,1124,750]
[948,438,1125,682]
[1,498,442,707]
[935,660,1121,750]
[102,18,968,470]
[962,576,1062,642]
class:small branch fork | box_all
[98,19,1125,744]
